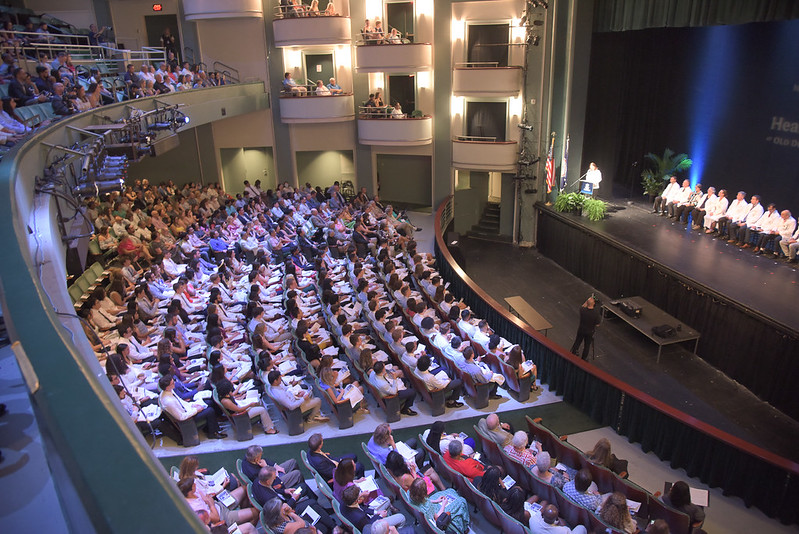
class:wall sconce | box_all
[451,95,464,116]
[451,19,465,42]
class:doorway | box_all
[220,147,275,194]
[466,101,507,141]
[303,53,334,88]
[144,14,181,59]
[386,2,414,42]
[467,23,509,66]
[388,74,415,114]
[376,154,431,208]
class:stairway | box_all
[469,202,511,242]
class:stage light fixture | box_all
[73,178,125,199]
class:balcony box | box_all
[452,67,522,97]
[355,43,432,73]
[279,94,354,123]
[184,0,263,20]
[273,16,351,47]
[358,116,432,146]
[452,137,518,171]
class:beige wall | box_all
[26,0,96,28]
[194,17,269,82]
[108,0,180,51]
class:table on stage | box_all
[601,296,700,363]
[504,296,553,336]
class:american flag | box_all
[545,134,556,194]
[560,135,569,192]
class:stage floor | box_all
[452,230,799,462]
[563,199,799,332]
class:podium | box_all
[579,180,595,196]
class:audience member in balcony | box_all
[315,80,331,95]
[0,53,17,81]
[390,102,405,118]
[0,21,23,51]
[71,85,92,112]
[361,19,374,42]
[374,91,385,107]
[325,0,337,16]
[283,72,306,94]
[35,22,58,44]
[153,73,172,94]
[33,66,52,94]
[176,74,192,91]
[160,27,177,58]
[373,20,386,43]
[326,77,343,94]
[308,0,320,16]
[88,23,111,47]
[387,28,402,44]
[179,61,193,82]
[9,68,48,107]
[123,63,139,97]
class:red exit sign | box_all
[152,3,163,11]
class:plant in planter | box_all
[583,197,608,221]
[640,148,692,199]
[554,192,585,214]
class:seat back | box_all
[212,387,253,441]
[648,496,691,534]
[331,498,362,534]
[473,424,505,467]
[377,463,403,501]
[236,458,252,485]
[314,473,334,501]
[459,368,490,408]
[493,500,531,534]
[265,386,305,435]
[554,487,593,532]
[363,377,400,423]
[316,379,354,429]
[158,396,201,447]
[612,477,650,519]
[247,483,263,511]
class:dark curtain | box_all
[434,224,799,525]
[593,0,799,32]
[466,102,507,141]
[467,24,509,67]
[536,208,799,422]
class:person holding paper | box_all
[241,444,303,489]
[251,467,338,534]
[408,478,470,534]
[477,413,513,448]
[319,367,369,414]
[531,452,568,490]
[307,433,365,483]
[562,469,603,512]
[267,371,329,424]
[368,361,418,416]
[159,375,226,440]
[340,485,412,534]
[443,440,485,482]
[178,478,258,534]
[662,481,705,529]
[384,450,445,494]
[414,355,464,408]
[216,379,278,435]
[503,431,540,468]
[367,424,421,467]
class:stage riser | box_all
[536,209,799,423]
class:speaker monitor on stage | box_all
[580,181,594,196]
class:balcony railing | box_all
[452,136,518,171]
[357,111,432,146]
[279,93,355,123]
[272,9,351,47]
[355,42,432,73]
[452,62,523,96]
[184,0,264,20]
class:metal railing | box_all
[212,60,240,83]
[454,135,499,142]
[273,3,342,19]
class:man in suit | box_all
[250,466,337,533]
[341,484,410,533]
[306,432,364,482]
[240,444,302,488]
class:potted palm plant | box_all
[640,149,692,202]
[583,197,608,222]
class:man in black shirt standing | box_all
[570,296,601,360]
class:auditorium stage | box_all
[551,199,799,332]
[450,206,799,462]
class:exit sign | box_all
[152,3,163,11]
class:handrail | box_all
[279,90,353,97]
[212,61,239,83]
[273,4,343,19]
[433,195,799,522]
[357,107,429,119]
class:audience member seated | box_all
[585,437,628,477]
[531,451,568,490]
[662,480,705,530]
[251,466,337,533]
[368,361,418,416]
[599,492,637,534]
[267,370,329,424]
[477,413,513,447]
[307,432,365,483]
[367,423,422,465]
[177,477,257,533]
[159,375,226,439]
[408,478,470,534]
[414,354,464,408]
[341,484,411,533]
[241,444,303,487]
[384,450,444,493]
[562,468,604,512]
[443,439,485,482]
[504,431,540,468]
[529,504,587,534]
